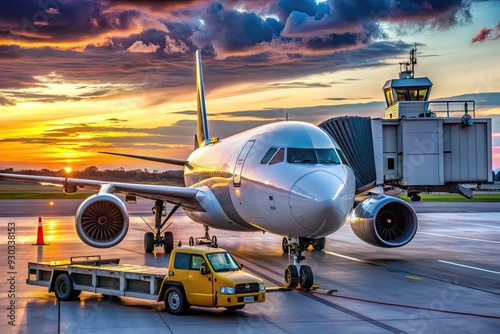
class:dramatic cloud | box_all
[269,81,332,89]
[0,0,487,106]
[126,40,160,53]
[214,101,386,123]
[164,35,190,55]
[0,93,15,106]
[472,22,500,43]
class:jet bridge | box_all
[319,109,492,200]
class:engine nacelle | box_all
[75,193,129,248]
[63,181,78,194]
[350,195,417,247]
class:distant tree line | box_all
[0,166,184,185]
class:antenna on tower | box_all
[399,43,417,79]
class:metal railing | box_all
[385,100,475,119]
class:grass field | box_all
[0,181,94,199]
[401,193,500,202]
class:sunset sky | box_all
[1,0,499,172]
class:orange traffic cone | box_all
[33,216,49,245]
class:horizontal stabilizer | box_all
[99,152,188,167]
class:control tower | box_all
[383,47,433,118]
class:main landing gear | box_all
[282,237,322,290]
[144,200,179,253]
[188,224,218,247]
[408,192,421,202]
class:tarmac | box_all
[0,198,499,333]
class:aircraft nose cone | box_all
[289,171,352,236]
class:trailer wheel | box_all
[71,289,81,298]
[144,232,154,253]
[54,274,74,301]
[164,286,189,315]
[163,232,174,253]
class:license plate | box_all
[243,296,255,303]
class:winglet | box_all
[196,49,210,148]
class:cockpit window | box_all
[287,148,341,164]
[261,147,278,164]
[269,148,285,165]
[335,148,349,166]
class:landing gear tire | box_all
[54,274,74,301]
[225,304,245,311]
[282,237,289,253]
[144,232,154,253]
[164,286,190,315]
[163,232,174,253]
[299,265,314,289]
[284,264,299,288]
[409,192,421,202]
[312,237,325,251]
[188,236,195,246]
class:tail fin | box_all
[196,49,210,148]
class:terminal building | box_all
[320,48,492,201]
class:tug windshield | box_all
[207,252,240,272]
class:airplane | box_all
[0,50,418,289]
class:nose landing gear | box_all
[282,237,314,289]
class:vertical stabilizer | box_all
[196,49,210,148]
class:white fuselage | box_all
[183,121,356,238]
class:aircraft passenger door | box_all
[233,140,255,187]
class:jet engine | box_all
[75,193,129,248]
[350,195,417,247]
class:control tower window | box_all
[409,88,429,101]
[395,87,429,102]
[409,88,419,101]
[385,89,394,106]
[395,88,409,101]
[418,88,428,101]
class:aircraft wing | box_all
[0,173,203,211]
